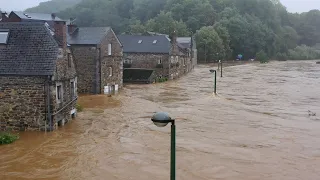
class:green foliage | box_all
[76,104,83,112]
[288,45,320,60]
[25,0,81,13]
[156,77,168,83]
[256,50,269,63]
[145,11,190,36]
[275,52,288,61]
[195,26,225,62]
[0,132,19,145]
[25,0,320,61]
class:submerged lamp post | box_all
[151,112,176,180]
[209,69,217,94]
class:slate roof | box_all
[118,35,171,53]
[0,22,58,76]
[67,27,111,45]
[177,37,191,49]
[11,11,63,22]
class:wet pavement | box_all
[1,60,320,180]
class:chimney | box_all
[54,21,67,50]
[67,18,78,34]
[1,12,8,22]
[170,30,179,55]
[51,13,56,20]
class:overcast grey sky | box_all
[1,0,319,13]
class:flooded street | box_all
[1,60,320,180]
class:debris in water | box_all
[308,110,316,117]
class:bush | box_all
[0,132,19,145]
[156,77,168,83]
[276,52,288,61]
[287,45,320,60]
[256,50,269,63]
[76,103,83,112]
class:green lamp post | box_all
[209,69,217,94]
[151,112,176,180]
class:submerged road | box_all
[1,60,320,180]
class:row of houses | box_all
[0,11,197,131]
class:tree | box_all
[145,11,190,36]
[195,26,225,62]
[256,50,269,63]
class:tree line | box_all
[26,0,320,62]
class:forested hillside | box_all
[29,0,320,61]
[25,0,81,13]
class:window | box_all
[108,43,112,56]
[158,57,162,64]
[153,40,157,44]
[57,85,62,102]
[138,40,142,44]
[124,59,132,64]
[70,81,75,98]
[0,30,9,44]
[109,67,113,77]
[170,56,174,63]
[176,56,179,63]
[68,53,71,67]
[183,59,186,66]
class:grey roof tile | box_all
[118,35,171,53]
[12,11,63,21]
[0,22,58,76]
[67,27,110,45]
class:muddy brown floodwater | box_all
[1,60,320,180]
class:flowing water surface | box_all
[1,60,320,180]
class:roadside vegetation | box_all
[0,132,19,145]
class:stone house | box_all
[118,32,193,81]
[0,22,77,131]
[67,22,123,94]
[146,31,198,69]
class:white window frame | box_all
[56,82,63,104]
[170,56,174,63]
[158,57,162,64]
[108,43,112,56]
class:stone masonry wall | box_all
[100,29,123,92]
[0,76,47,131]
[71,46,97,94]
[124,53,170,79]
[52,47,77,130]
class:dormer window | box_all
[153,40,157,44]
[138,40,142,44]
[0,30,9,44]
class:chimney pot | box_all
[51,13,56,20]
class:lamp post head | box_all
[209,69,216,73]
[151,112,173,127]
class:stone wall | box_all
[52,47,78,129]
[124,53,170,78]
[71,28,123,94]
[0,76,47,131]
[71,45,98,94]
[100,28,123,93]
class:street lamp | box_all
[151,112,176,180]
[209,69,217,94]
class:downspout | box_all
[99,47,102,94]
[46,75,52,132]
